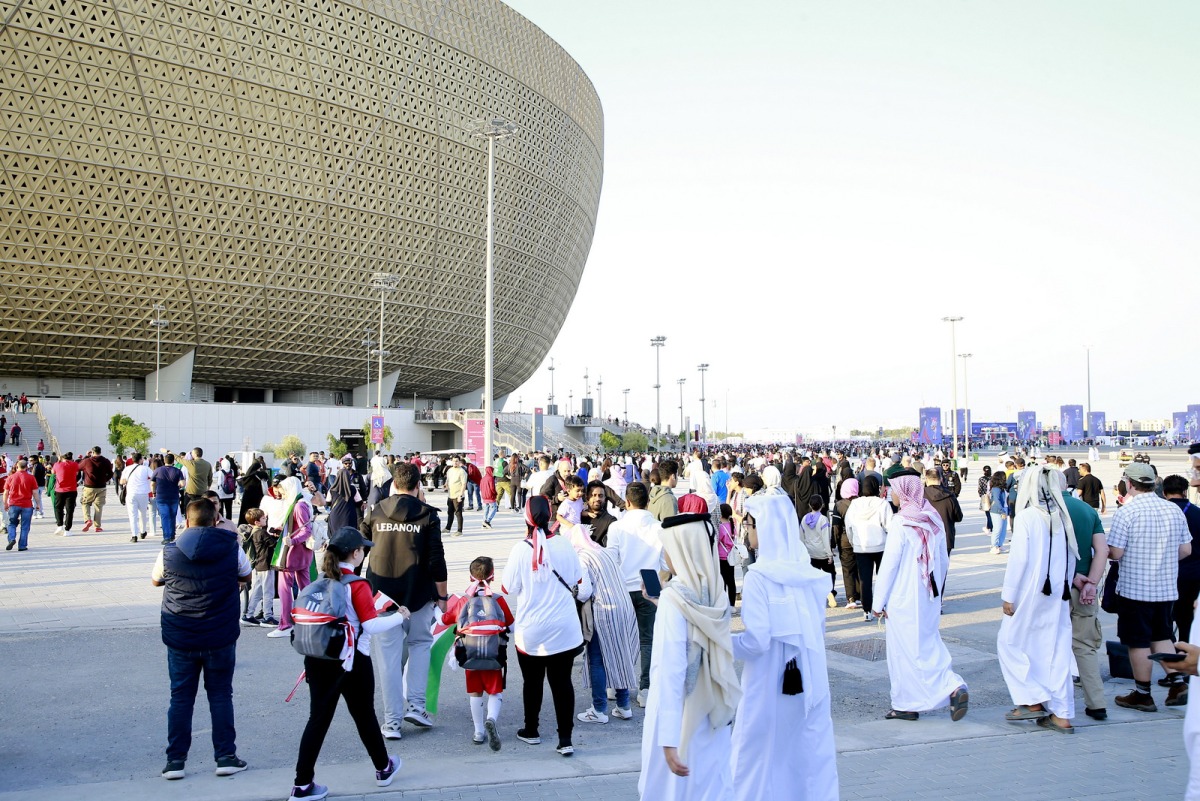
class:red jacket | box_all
[480,467,497,502]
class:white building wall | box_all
[38,399,458,458]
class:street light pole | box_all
[623,389,630,424]
[472,116,517,470]
[942,316,963,459]
[651,336,666,450]
[371,273,400,411]
[697,363,709,445]
[597,377,603,420]
[548,357,555,412]
[677,378,686,445]
[361,329,374,408]
[1086,346,1092,437]
[959,353,973,465]
[151,304,168,402]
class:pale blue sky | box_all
[503,1,1199,434]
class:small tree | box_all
[263,434,306,460]
[621,430,649,453]
[325,433,349,459]
[108,413,153,457]
[361,419,394,450]
[599,430,621,453]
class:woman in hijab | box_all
[569,525,640,724]
[871,471,967,721]
[326,454,365,532]
[844,475,892,622]
[832,478,861,609]
[267,475,315,639]
[238,454,269,525]
[501,496,592,755]
[638,513,740,801]
[731,492,839,801]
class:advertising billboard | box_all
[465,417,484,464]
[1188,405,1200,439]
[1060,405,1084,442]
[918,407,943,445]
[1016,411,1037,440]
[954,409,970,438]
[1174,412,1188,438]
[1087,412,1106,438]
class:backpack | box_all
[221,469,236,495]
[467,463,482,484]
[291,574,364,660]
[454,589,509,671]
[306,514,330,551]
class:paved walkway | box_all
[1,451,1196,800]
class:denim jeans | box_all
[6,506,33,549]
[629,591,657,691]
[484,501,498,525]
[466,481,481,509]
[586,634,629,713]
[157,500,179,541]
[993,514,1008,549]
[166,643,237,762]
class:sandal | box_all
[885,709,919,721]
[1036,716,1074,734]
[949,687,969,722]
[1005,705,1047,721]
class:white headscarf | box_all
[761,464,782,491]
[658,517,741,760]
[1015,465,1078,601]
[743,493,830,712]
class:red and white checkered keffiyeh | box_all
[890,474,943,599]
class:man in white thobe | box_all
[872,471,967,720]
[998,466,1078,732]
[731,492,838,801]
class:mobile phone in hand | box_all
[640,568,662,599]
[1149,652,1187,663]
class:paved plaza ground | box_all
[0,447,1194,800]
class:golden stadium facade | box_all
[0,0,602,401]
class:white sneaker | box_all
[403,706,433,728]
[611,706,633,720]
[380,724,403,740]
[577,706,608,724]
[266,628,292,638]
[636,689,648,708]
[846,600,861,609]
[54,527,64,535]
[864,612,875,622]
[62,529,75,537]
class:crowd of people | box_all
[7,431,1200,799]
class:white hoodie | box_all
[844,496,892,554]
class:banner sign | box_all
[918,407,942,445]
[1060,405,1084,442]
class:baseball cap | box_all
[328,526,373,553]
[1124,462,1156,485]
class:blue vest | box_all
[160,526,242,651]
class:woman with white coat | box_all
[844,475,892,621]
[731,492,839,801]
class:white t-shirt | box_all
[123,462,152,496]
[502,535,591,656]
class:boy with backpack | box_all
[441,556,514,752]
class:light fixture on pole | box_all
[651,336,666,450]
[959,353,972,465]
[361,329,374,408]
[151,304,169,402]
[548,357,555,412]
[677,378,687,444]
[697,363,709,445]
[569,389,573,417]
[1086,345,1092,437]
[942,316,963,459]
[370,272,400,412]
[623,388,630,424]
[597,376,603,420]
[471,115,518,469]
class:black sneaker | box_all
[215,755,247,776]
[5,541,14,550]
[241,615,259,626]
[375,755,401,787]
[289,783,329,800]
[1084,707,1107,720]
[516,728,541,745]
[162,760,185,780]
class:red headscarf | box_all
[890,474,943,599]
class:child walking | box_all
[442,556,515,752]
[717,503,738,608]
[239,508,279,626]
[799,494,838,608]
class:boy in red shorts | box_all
[442,556,514,751]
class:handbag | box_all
[980,492,992,512]
[1100,560,1121,614]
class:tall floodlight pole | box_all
[548,357,555,410]
[959,353,973,465]
[942,316,963,458]
[623,389,630,423]
[472,116,517,469]
[697,363,709,445]
[677,378,687,443]
[597,377,603,420]
[361,329,374,408]
[151,304,168,401]
[1086,346,1092,437]
[569,390,573,417]
[371,273,400,411]
[651,336,666,450]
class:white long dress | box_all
[873,516,964,712]
[1185,648,1200,800]
[638,600,731,801]
[731,570,838,801]
[997,509,1076,719]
